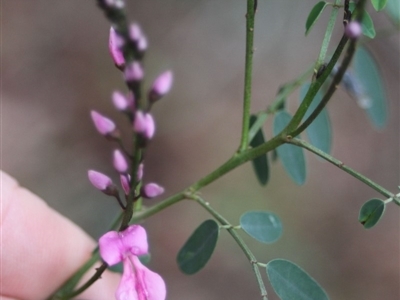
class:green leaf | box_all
[267,259,329,300]
[349,3,376,38]
[305,1,328,35]
[359,198,386,229]
[371,0,388,10]
[299,84,332,154]
[249,115,269,186]
[273,111,307,185]
[386,0,400,24]
[353,46,388,129]
[177,219,219,275]
[240,211,283,244]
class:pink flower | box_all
[137,163,144,181]
[109,27,125,69]
[133,111,156,140]
[149,71,173,103]
[91,110,117,135]
[99,225,166,300]
[113,149,128,173]
[142,183,164,199]
[88,170,113,191]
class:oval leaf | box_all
[305,1,328,35]
[273,111,307,185]
[371,0,388,11]
[177,219,219,275]
[267,259,329,300]
[240,211,282,244]
[250,115,269,185]
[358,198,386,229]
[386,0,400,24]
[353,46,388,129]
[299,84,332,154]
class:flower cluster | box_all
[86,3,173,298]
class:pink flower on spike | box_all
[133,111,156,139]
[109,27,125,69]
[113,149,128,173]
[124,61,144,82]
[120,174,130,195]
[91,110,116,136]
[149,71,173,103]
[142,183,164,199]
[98,225,166,300]
[345,21,362,39]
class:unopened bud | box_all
[120,174,130,195]
[124,61,144,82]
[137,163,144,181]
[129,23,142,41]
[149,71,173,103]
[91,110,117,136]
[141,183,164,199]
[113,149,128,173]
[345,21,362,39]
[88,170,117,195]
[112,91,129,111]
[109,27,125,69]
[104,0,125,9]
[137,35,148,52]
[133,111,155,140]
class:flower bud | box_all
[91,110,117,136]
[120,174,130,195]
[109,27,125,70]
[88,170,117,195]
[129,23,142,41]
[133,111,156,140]
[141,183,164,199]
[124,61,144,82]
[149,71,173,103]
[137,163,144,181]
[345,21,362,39]
[137,35,148,52]
[104,0,125,9]
[112,91,129,111]
[113,149,128,173]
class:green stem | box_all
[288,138,395,199]
[191,195,268,300]
[239,0,256,152]
[315,0,342,73]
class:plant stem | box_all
[191,195,268,300]
[239,0,256,152]
[288,138,395,199]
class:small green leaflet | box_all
[273,111,307,185]
[240,211,283,244]
[299,84,332,154]
[249,115,269,186]
[305,1,328,35]
[177,219,219,275]
[267,259,329,300]
[371,0,388,11]
[353,46,388,129]
[359,198,386,229]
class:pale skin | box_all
[1,171,120,300]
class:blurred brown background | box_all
[2,1,399,299]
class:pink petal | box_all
[120,174,131,195]
[116,256,166,300]
[91,110,116,135]
[112,91,129,111]
[151,71,173,96]
[99,231,124,266]
[120,225,148,256]
[142,183,164,199]
[113,149,128,173]
[124,62,144,82]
